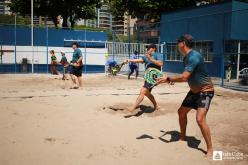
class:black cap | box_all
[177,34,193,48]
[134,50,138,54]
[146,44,157,51]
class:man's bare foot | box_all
[154,105,160,111]
[205,150,213,158]
[127,107,135,112]
[74,86,79,89]
[177,137,187,144]
[70,85,79,89]
[179,137,186,141]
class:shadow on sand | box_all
[136,130,207,154]
[124,105,155,118]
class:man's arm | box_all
[146,53,163,67]
[73,57,83,67]
[168,71,192,82]
[77,57,83,64]
[147,56,163,67]
[156,71,192,84]
[126,58,144,63]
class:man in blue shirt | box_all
[106,58,117,75]
[125,44,163,112]
[128,51,139,79]
[106,58,117,67]
[70,42,83,89]
[156,34,214,157]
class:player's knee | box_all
[196,116,205,125]
[140,88,147,96]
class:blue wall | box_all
[160,1,232,41]
[0,26,107,47]
[0,64,105,73]
[231,1,248,40]
[160,0,248,77]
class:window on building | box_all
[193,41,213,62]
[166,43,182,61]
[225,40,248,72]
[166,40,214,62]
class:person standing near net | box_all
[50,50,59,75]
[156,34,214,157]
[128,51,139,79]
[60,50,69,80]
[70,42,83,89]
[124,44,163,112]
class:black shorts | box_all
[143,81,154,92]
[181,91,214,110]
[70,65,82,77]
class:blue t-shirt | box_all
[184,50,213,91]
[142,52,163,70]
[72,48,82,63]
[106,58,117,67]
[129,54,138,66]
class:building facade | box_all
[0,0,11,15]
[160,0,248,78]
[78,4,137,36]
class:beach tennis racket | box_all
[111,62,125,75]
[144,67,163,88]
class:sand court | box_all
[0,74,247,165]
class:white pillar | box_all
[237,41,241,80]
[31,0,34,73]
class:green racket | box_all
[111,62,125,75]
[144,67,163,87]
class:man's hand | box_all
[156,75,175,85]
[145,51,152,60]
[73,62,80,67]
[156,74,168,84]
[123,59,129,65]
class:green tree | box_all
[108,0,226,21]
[9,0,101,28]
[0,14,30,25]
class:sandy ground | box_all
[0,73,247,165]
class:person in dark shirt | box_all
[60,50,69,80]
[128,51,139,79]
[156,34,214,157]
[50,50,59,75]
[70,42,83,89]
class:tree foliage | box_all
[0,14,30,25]
[9,0,101,28]
[108,0,226,21]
